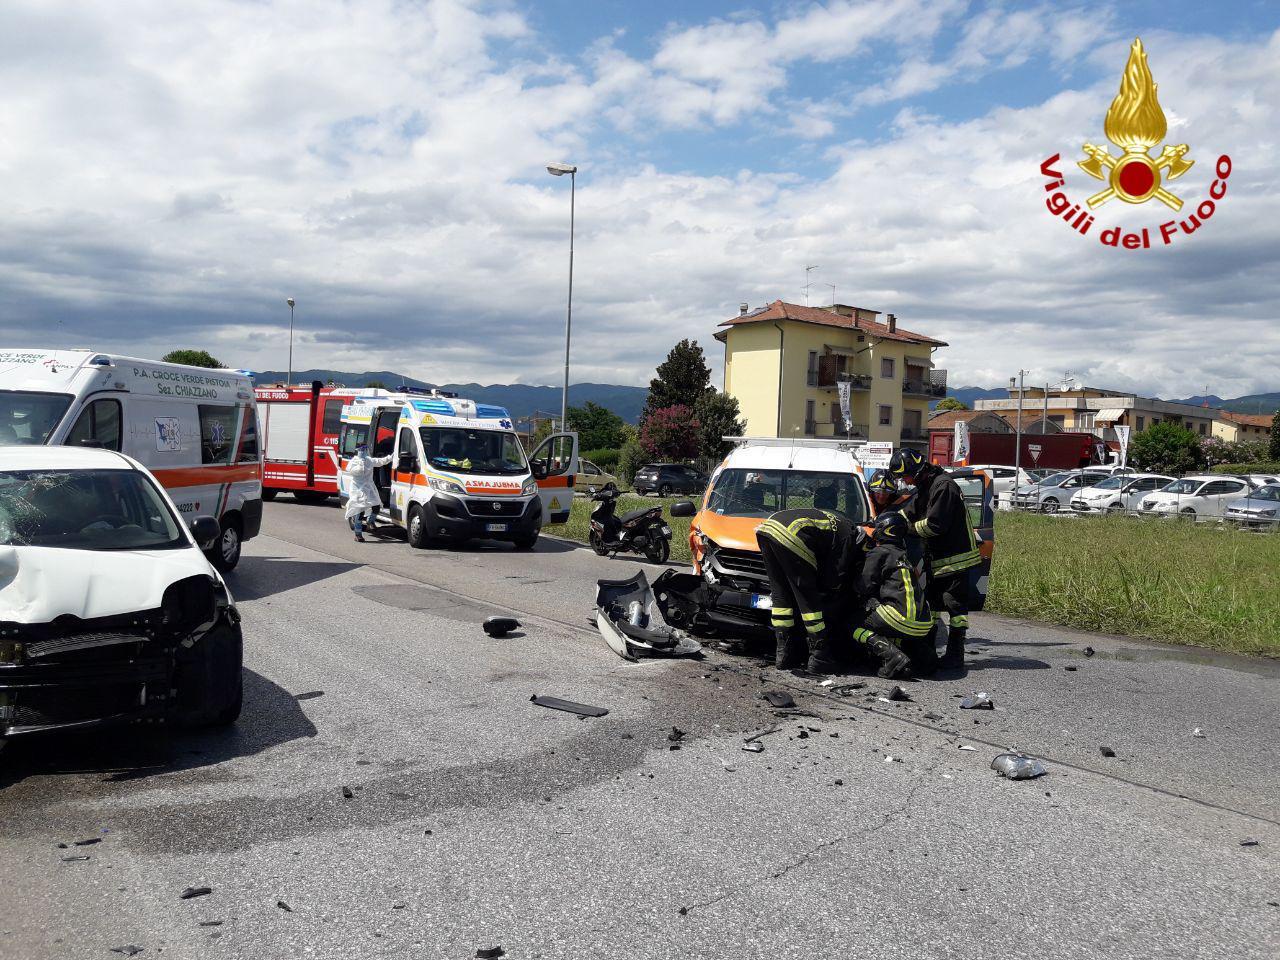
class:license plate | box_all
[486,523,508,532]
[750,594,772,610]
[660,525,671,535]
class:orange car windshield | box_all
[706,468,867,522]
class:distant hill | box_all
[252,369,649,423]
[1169,392,1280,415]
[931,386,1008,410]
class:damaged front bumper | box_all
[0,575,232,739]
[652,569,774,637]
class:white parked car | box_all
[1239,473,1280,489]
[1224,484,1280,528]
[1138,475,1253,519]
[1070,473,1175,514]
[0,446,243,742]
[949,464,1035,511]
[1013,470,1104,512]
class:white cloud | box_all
[0,1,1277,401]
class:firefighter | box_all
[889,448,981,666]
[852,512,936,678]
[756,505,861,674]
[867,471,911,517]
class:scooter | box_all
[588,488,672,564]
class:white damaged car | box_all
[0,446,242,742]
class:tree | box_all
[935,397,970,412]
[640,405,700,461]
[643,339,712,419]
[1129,422,1203,475]
[162,349,223,368]
[566,401,625,451]
[364,380,387,389]
[617,436,646,483]
[694,391,745,461]
[1271,410,1280,461]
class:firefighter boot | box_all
[867,635,912,680]
[941,617,968,668]
[774,628,807,670]
[806,631,842,675]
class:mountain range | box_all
[253,369,649,423]
[938,387,1279,416]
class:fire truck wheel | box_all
[408,506,430,549]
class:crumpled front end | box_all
[0,575,231,738]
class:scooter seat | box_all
[621,507,656,524]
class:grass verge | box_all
[546,494,694,564]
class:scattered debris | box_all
[1063,666,1078,672]
[667,727,686,742]
[1240,839,1260,847]
[73,838,101,846]
[56,843,67,849]
[796,730,809,740]
[958,745,977,751]
[61,856,90,862]
[482,617,521,638]
[744,727,780,744]
[886,686,912,702]
[294,691,324,701]
[834,779,843,786]
[884,755,902,763]
[991,753,1047,780]
[1083,646,1095,657]
[393,903,407,910]
[959,692,994,710]
[198,921,223,927]
[475,947,506,959]
[762,691,796,709]
[668,744,681,752]
[1192,727,1206,738]
[1099,746,1116,758]
[595,572,701,659]
[356,759,372,765]
[741,742,764,753]
[720,759,737,772]
[180,887,212,900]
[819,679,835,687]
[530,695,609,718]
[342,786,354,800]
[678,906,689,916]
[828,682,866,696]
[110,947,144,956]
[276,900,293,912]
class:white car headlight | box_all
[1261,508,1278,517]
[521,477,538,496]
[428,476,466,496]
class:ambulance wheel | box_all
[206,518,242,572]
[407,506,430,549]
[513,517,542,551]
[262,489,278,502]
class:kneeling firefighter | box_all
[853,512,937,678]
[889,448,981,666]
[755,503,861,674]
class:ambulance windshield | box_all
[420,427,527,475]
[0,391,74,445]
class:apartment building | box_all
[1213,411,1274,443]
[715,300,947,447]
[974,386,1217,441]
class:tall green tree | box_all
[643,339,712,419]
[566,401,625,451]
[162,349,223,368]
[694,391,745,461]
[1130,422,1203,474]
[1271,410,1280,461]
[935,397,970,412]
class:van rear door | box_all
[951,471,995,611]
[528,432,579,524]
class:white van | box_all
[337,391,578,549]
[0,349,261,570]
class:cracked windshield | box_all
[0,469,184,550]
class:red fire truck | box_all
[255,382,390,501]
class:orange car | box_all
[657,440,994,636]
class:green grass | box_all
[988,512,1280,657]
[546,494,694,563]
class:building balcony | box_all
[902,378,947,399]
[817,371,872,390]
[805,419,869,439]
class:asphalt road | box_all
[1,497,1277,960]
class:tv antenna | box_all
[803,265,819,305]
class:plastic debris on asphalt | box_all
[1064,666,1078,672]
[667,727,686,742]
[742,742,764,753]
[762,691,796,708]
[886,686,912,702]
[276,900,293,912]
[744,727,779,745]
[530,695,609,718]
[73,838,101,846]
[958,745,977,751]
[1193,727,1206,738]
[110,947,144,956]
[1100,746,1116,758]
[294,691,324,701]
[819,679,835,687]
[1084,646,1096,657]
[61,856,91,862]
[342,786,354,799]
[1240,839,1260,847]
[959,692,995,710]
[720,759,737,772]
[594,572,702,660]
[828,682,866,696]
[482,617,521,638]
[991,753,1047,780]
[476,949,506,959]
[180,887,212,900]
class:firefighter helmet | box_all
[888,448,926,478]
[872,511,908,543]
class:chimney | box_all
[887,313,897,333]
[739,302,749,316]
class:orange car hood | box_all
[694,510,764,552]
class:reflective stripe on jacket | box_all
[905,468,980,575]
[857,542,933,636]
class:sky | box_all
[1,0,1277,398]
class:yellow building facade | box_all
[716,301,947,447]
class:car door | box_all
[949,471,995,611]
[336,399,401,503]
[1206,479,1248,516]
[528,432,579,524]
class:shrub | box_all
[617,438,646,483]
[581,448,620,471]
[1211,460,1280,475]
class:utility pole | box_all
[1013,371,1026,494]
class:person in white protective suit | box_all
[344,442,393,542]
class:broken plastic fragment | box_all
[886,686,911,702]
[1099,746,1116,758]
[991,753,1047,780]
[958,745,977,751]
[1192,727,1206,738]
[667,727,686,742]
[884,755,902,763]
[762,691,796,708]
[342,786,354,799]
[198,921,223,927]
[530,695,609,718]
[475,947,505,959]
[1064,665,1078,672]
[483,617,520,638]
[1240,839,1260,847]
[819,679,835,687]
[294,691,324,701]
[959,692,994,710]
[73,838,101,846]
[742,742,764,753]
[1083,646,1095,657]
[276,900,293,912]
[180,887,212,900]
[61,855,91,862]
[110,947,144,956]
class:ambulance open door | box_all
[528,432,579,524]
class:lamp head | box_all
[286,298,295,307]
[546,161,577,176]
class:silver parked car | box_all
[1013,470,1104,513]
[1224,484,1280,528]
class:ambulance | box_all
[337,390,577,549]
[0,349,261,570]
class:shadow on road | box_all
[226,555,363,601]
[0,668,316,792]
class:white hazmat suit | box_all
[343,450,393,525]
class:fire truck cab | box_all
[338,390,578,550]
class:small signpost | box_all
[1028,442,1043,466]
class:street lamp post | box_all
[546,161,577,430]
[286,298,296,385]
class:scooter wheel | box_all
[643,538,670,564]
[589,532,610,557]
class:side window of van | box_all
[198,405,238,465]
[66,398,122,451]
[236,406,259,463]
[397,428,418,471]
[321,400,345,435]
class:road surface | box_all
[1,497,1277,960]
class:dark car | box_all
[633,463,707,498]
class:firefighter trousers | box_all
[927,569,972,633]
[757,527,833,647]
[853,608,938,675]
